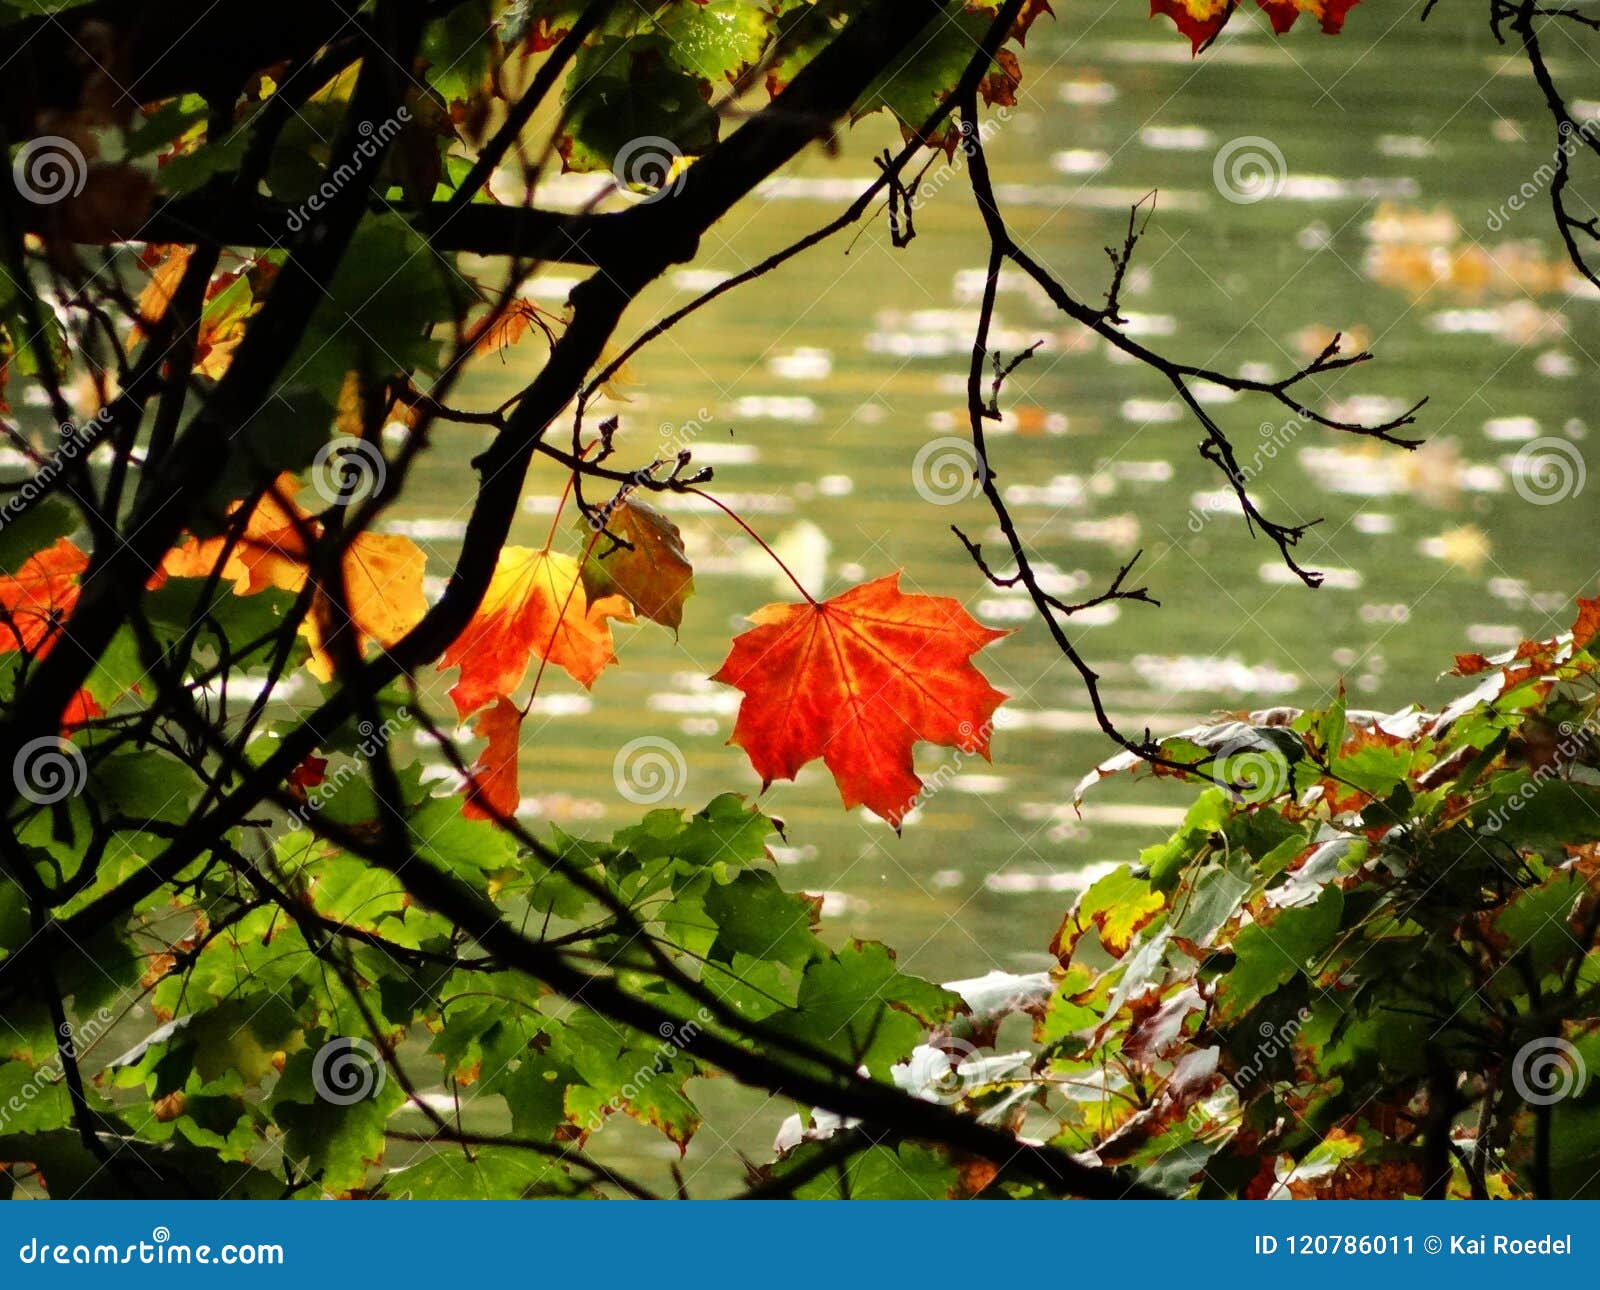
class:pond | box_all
[386,5,1600,1184]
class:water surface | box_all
[392,4,1600,1185]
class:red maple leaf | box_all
[61,688,103,732]
[1152,0,1359,51]
[463,697,523,821]
[162,474,427,683]
[287,754,329,789]
[1573,593,1600,651]
[439,546,632,719]
[710,573,1008,824]
[0,537,88,657]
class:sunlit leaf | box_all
[439,546,633,717]
[712,573,1007,824]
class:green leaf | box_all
[0,1061,74,1133]
[0,501,74,574]
[0,877,28,952]
[559,37,718,175]
[409,797,520,884]
[1494,871,1585,978]
[704,869,821,968]
[1332,739,1414,799]
[1035,965,1100,1046]
[1216,885,1342,1018]
[271,1042,404,1194]
[1549,1097,1600,1199]
[651,1,772,83]
[385,1146,575,1199]
[770,942,961,1078]
[782,1141,959,1199]
[1317,686,1348,757]
[853,2,995,134]
[91,750,199,825]
[1172,860,1252,947]
[291,214,457,387]
[552,1010,703,1147]
[145,578,301,667]
[204,383,336,504]
[609,793,777,875]
[1051,865,1167,961]
[497,1050,579,1142]
[1484,780,1600,850]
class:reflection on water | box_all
[389,4,1600,1179]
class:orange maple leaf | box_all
[1010,0,1055,45]
[0,537,89,656]
[462,697,523,821]
[440,547,633,718]
[464,299,556,356]
[162,474,427,680]
[161,477,308,592]
[298,532,427,682]
[62,688,103,732]
[134,246,251,379]
[1573,594,1600,651]
[0,540,122,728]
[710,573,1008,824]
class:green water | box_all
[387,5,1600,1186]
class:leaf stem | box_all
[686,486,815,605]
[524,521,609,713]
[543,439,597,550]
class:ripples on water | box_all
[395,11,1599,1003]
